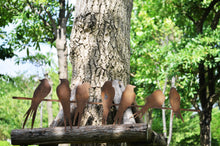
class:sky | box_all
[0,22,58,77]
[0,44,58,78]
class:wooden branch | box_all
[11,123,166,145]
[12,96,200,112]
[45,9,57,38]
[211,10,220,30]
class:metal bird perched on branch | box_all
[133,90,165,118]
[23,78,51,129]
[101,81,115,125]
[73,82,91,126]
[56,79,72,130]
[169,87,184,122]
[114,84,136,124]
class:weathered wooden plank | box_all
[11,123,166,145]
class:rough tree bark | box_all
[69,0,133,126]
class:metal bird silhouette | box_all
[23,78,51,129]
[114,84,136,124]
[101,81,115,125]
[169,87,184,122]
[73,82,91,126]
[134,90,165,118]
[56,79,72,130]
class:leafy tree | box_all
[0,0,21,60]
[1,0,74,79]
[130,0,220,145]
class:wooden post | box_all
[11,123,166,145]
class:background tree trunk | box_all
[69,0,133,126]
[157,77,168,138]
[167,76,175,146]
[56,26,68,79]
[47,79,53,126]
[162,77,167,138]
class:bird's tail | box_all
[171,110,174,120]
[73,107,84,127]
[62,102,72,130]
[23,106,32,129]
[31,107,38,129]
[23,104,38,129]
[113,109,122,124]
[177,111,184,122]
[134,105,149,119]
[102,109,109,125]
[73,108,79,126]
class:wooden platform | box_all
[11,123,166,145]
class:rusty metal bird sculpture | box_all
[23,78,51,129]
[114,84,136,124]
[56,79,72,130]
[169,87,184,122]
[73,82,91,126]
[134,90,165,118]
[101,81,115,125]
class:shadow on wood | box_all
[11,123,166,145]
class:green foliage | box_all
[0,141,11,146]
[0,75,35,139]
[0,74,59,140]
[15,52,55,67]
[211,107,220,145]
[1,0,74,63]
[131,0,220,145]
[0,0,24,60]
[0,47,15,60]
[0,0,20,27]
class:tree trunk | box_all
[167,110,173,146]
[56,0,68,80]
[157,77,168,138]
[199,108,212,146]
[47,80,53,126]
[56,26,68,79]
[167,76,175,146]
[198,62,216,146]
[69,0,133,126]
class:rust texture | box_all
[134,90,165,118]
[114,84,136,124]
[169,87,184,122]
[73,82,91,126]
[101,81,115,125]
[56,79,72,130]
[23,78,51,129]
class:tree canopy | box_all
[130,0,220,145]
[0,0,219,145]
